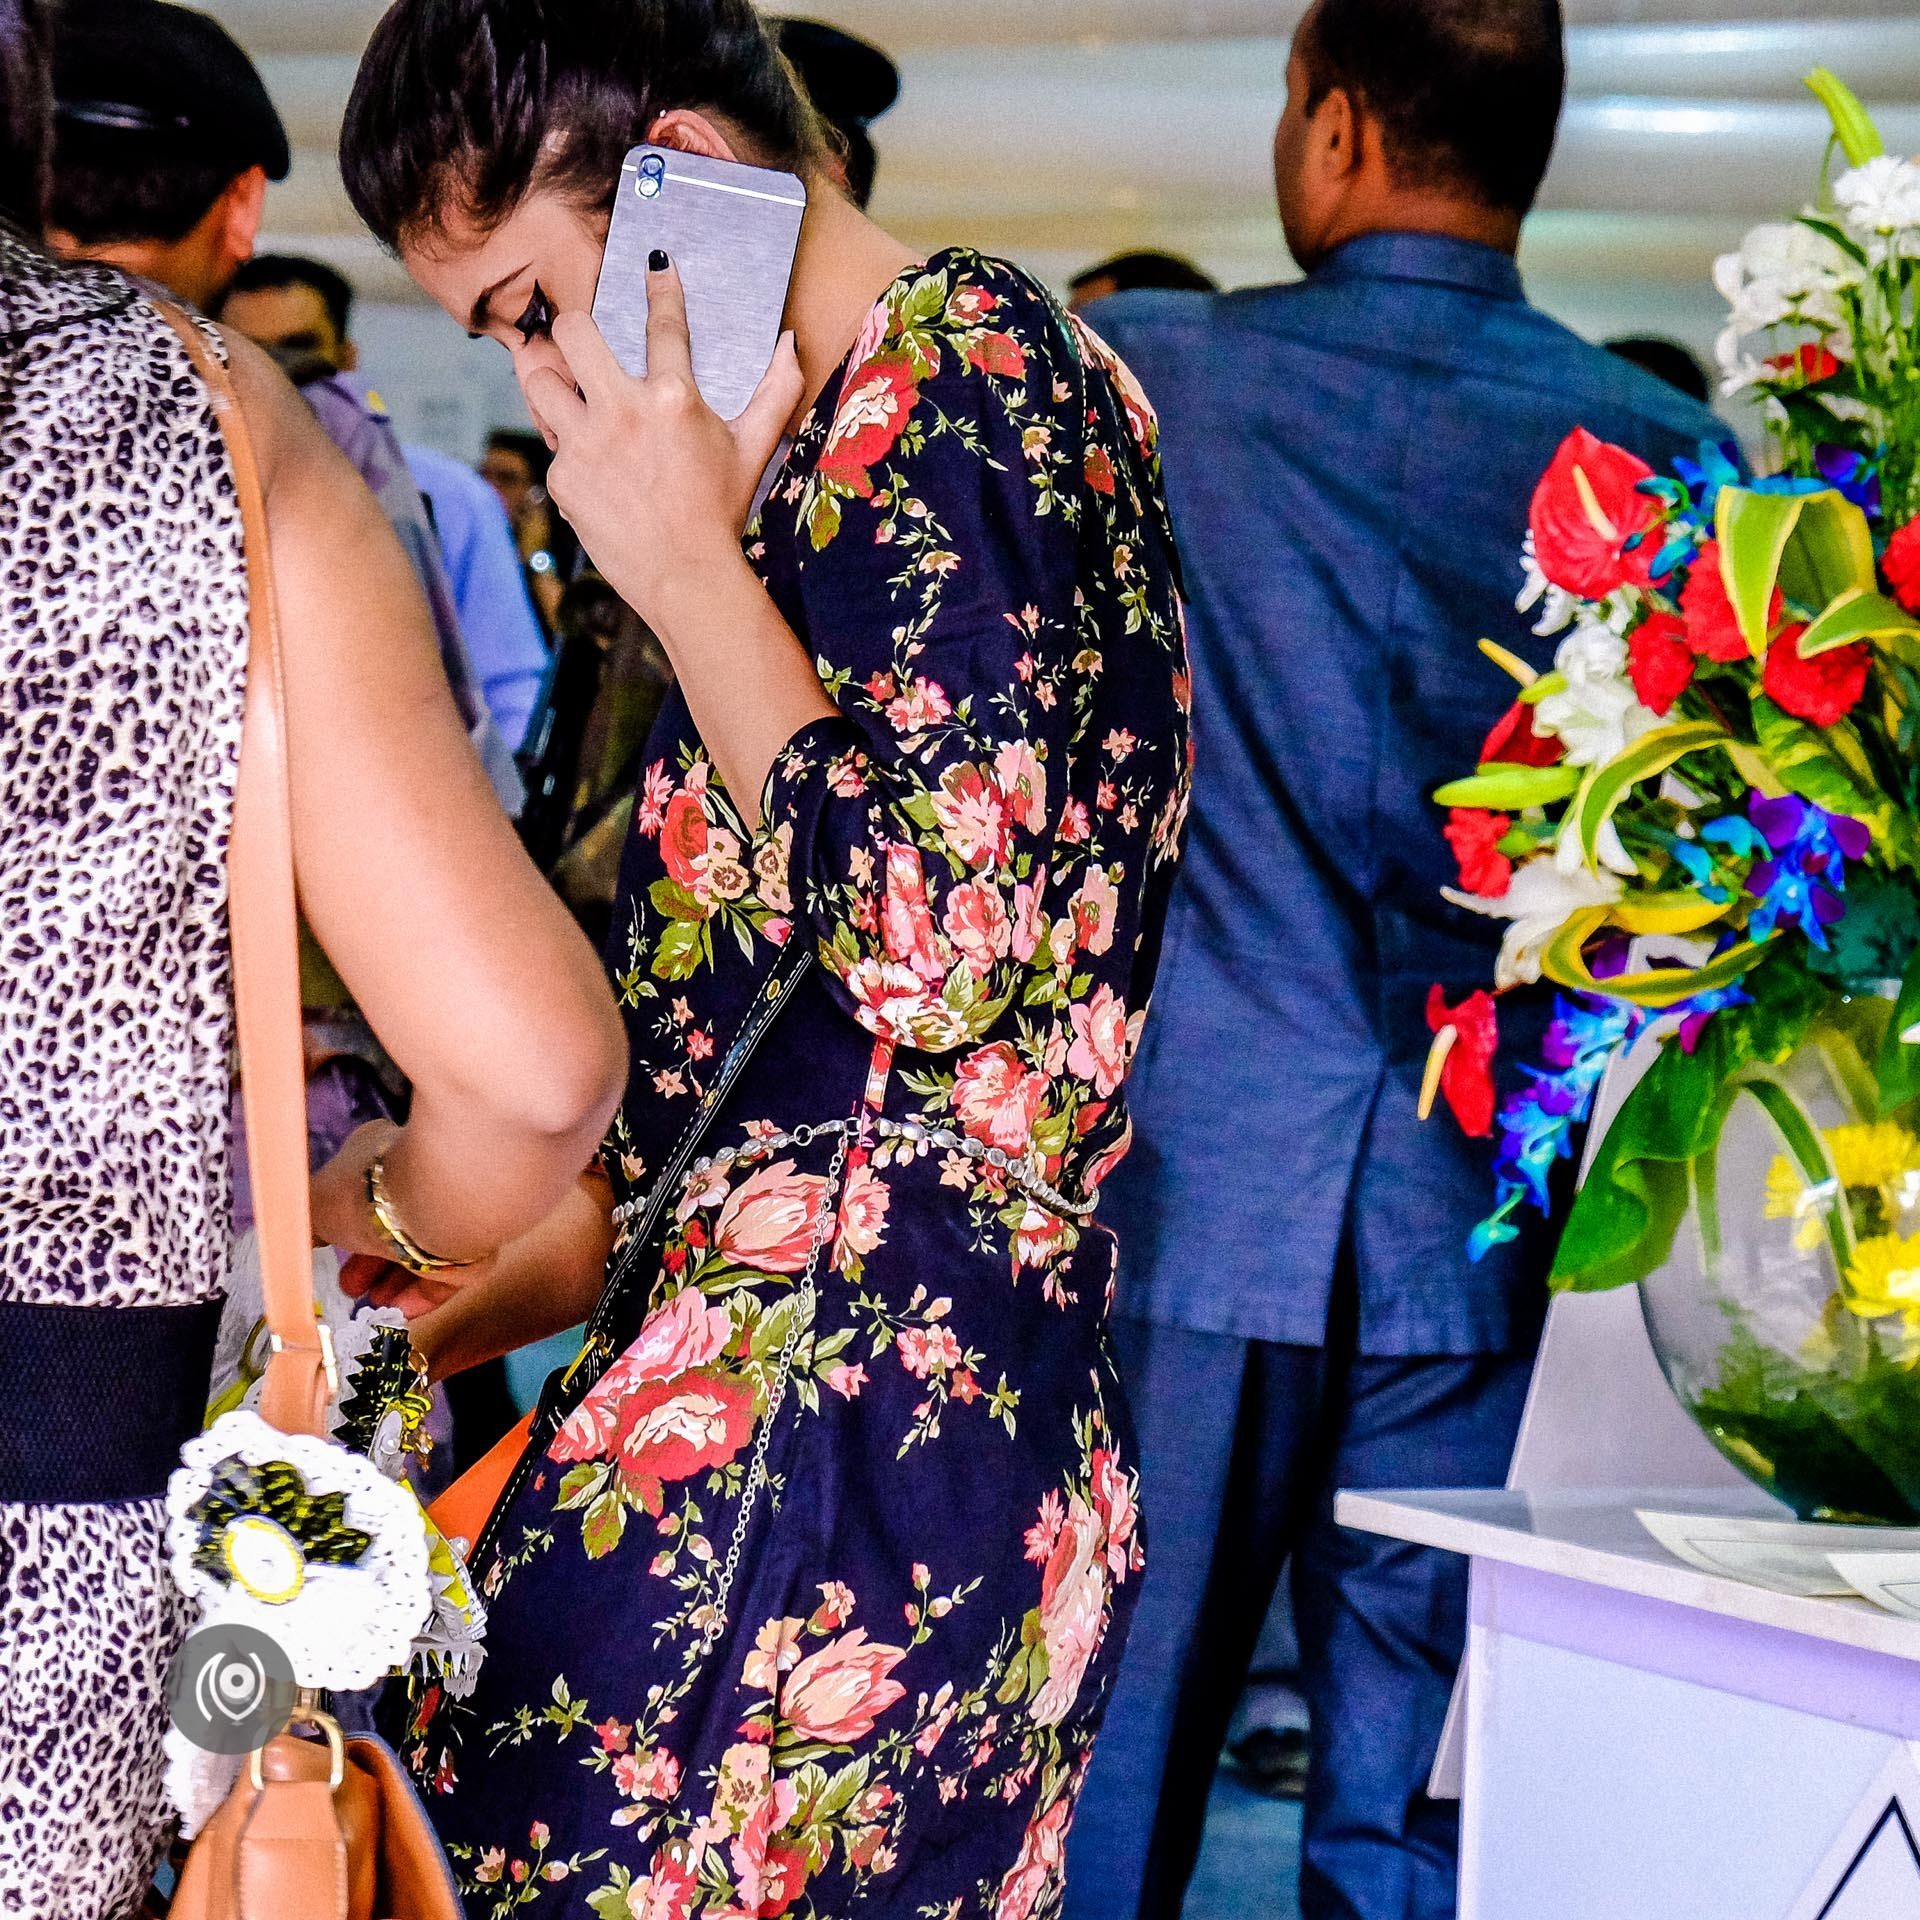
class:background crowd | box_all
[0,0,1832,1916]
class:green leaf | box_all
[1796,214,1873,272]
[1797,586,1920,658]
[1432,764,1582,810]
[1777,492,1878,614]
[648,876,706,923]
[1717,487,1807,658]
[588,1875,636,1920]
[1550,954,1829,1291]
[1750,696,1881,825]
[1571,720,1727,871]
[1805,67,1886,168]
[555,1464,605,1512]
[650,917,705,982]
[582,1490,627,1560]
[1878,943,1920,1115]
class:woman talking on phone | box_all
[340,2,1190,1910]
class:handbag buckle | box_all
[268,1321,340,1400]
[248,1693,346,1793]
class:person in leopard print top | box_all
[0,5,627,1910]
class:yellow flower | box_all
[1825,1122,1920,1194]
[1764,1157,1831,1252]
[1841,1233,1920,1324]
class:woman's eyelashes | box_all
[513,284,556,344]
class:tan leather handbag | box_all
[152,305,463,1920]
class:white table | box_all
[1337,1485,1920,1920]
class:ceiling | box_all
[201,0,1920,344]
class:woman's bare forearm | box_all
[410,1173,618,1382]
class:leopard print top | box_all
[0,231,247,1920]
[0,229,247,1311]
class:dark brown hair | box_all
[1301,0,1565,215]
[340,0,824,250]
[0,0,48,234]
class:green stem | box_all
[1733,1067,1858,1274]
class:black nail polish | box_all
[648,248,669,273]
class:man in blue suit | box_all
[1066,3,1726,1916]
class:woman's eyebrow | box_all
[467,264,531,336]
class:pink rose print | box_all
[952,1042,1048,1154]
[1031,1494,1110,1726]
[730,1776,803,1917]
[779,1629,909,1745]
[880,844,949,983]
[625,1850,696,1920]
[611,1373,758,1515]
[810,1581,856,1633]
[995,1793,1074,1920]
[1067,985,1133,1097]
[659,790,709,889]
[930,762,1010,870]
[714,1161,832,1273]
[883,675,952,734]
[818,356,918,498]
[613,1746,683,1804]
[1090,1448,1142,1580]
[833,1163,892,1274]
[1069,867,1119,958]
[1010,876,1047,963]
[993,739,1048,833]
[942,879,1013,976]
[546,1288,733,1460]
[896,1324,964,1380]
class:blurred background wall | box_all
[202,0,1920,460]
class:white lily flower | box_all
[1444,858,1624,990]
[1533,617,1661,769]
[1714,221,1855,337]
[1555,809,1638,879]
[1516,530,1577,637]
[1835,155,1920,245]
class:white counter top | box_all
[1337,1486,1920,1664]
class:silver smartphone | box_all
[591,145,807,422]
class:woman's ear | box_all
[645,109,743,164]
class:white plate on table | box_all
[1636,1508,1920,1597]
[1829,1552,1920,1622]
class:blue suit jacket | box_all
[1092,232,1728,1356]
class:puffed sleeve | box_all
[757,258,1099,1055]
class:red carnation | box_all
[1885,518,1920,615]
[1766,342,1843,383]
[1426,986,1499,1139]
[1763,623,1870,728]
[1480,698,1561,767]
[1444,809,1513,897]
[1680,540,1776,663]
[1529,427,1661,599]
[1627,611,1695,715]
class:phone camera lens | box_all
[637,155,665,199]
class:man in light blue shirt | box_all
[405,442,550,755]
[221,253,548,764]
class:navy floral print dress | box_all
[396,248,1192,1920]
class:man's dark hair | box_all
[1606,335,1712,405]
[47,125,234,245]
[226,253,357,341]
[487,427,552,485]
[341,0,826,251]
[0,0,48,234]
[1301,0,1565,215]
[1071,251,1218,299]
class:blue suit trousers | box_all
[1067,1314,1534,1920]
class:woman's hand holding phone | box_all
[521,258,804,633]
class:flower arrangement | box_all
[1425,74,1920,1519]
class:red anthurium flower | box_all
[1480,698,1561,767]
[1885,518,1920,615]
[1763,622,1870,728]
[1627,611,1695,715]
[1444,809,1513,897]
[1426,986,1499,1139]
[1529,428,1661,598]
[1679,539,1776,663]
[1766,342,1843,383]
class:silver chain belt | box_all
[615,1113,1099,1226]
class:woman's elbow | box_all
[512,987,629,1147]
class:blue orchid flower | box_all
[1815,445,1883,517]
[1670,441,1745,530]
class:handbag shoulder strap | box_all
[154,301,331,1440]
